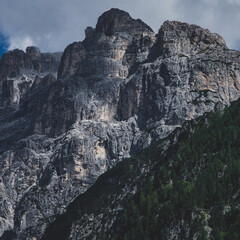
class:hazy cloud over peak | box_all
[0,0,240,53]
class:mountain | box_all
[0,8,240,239]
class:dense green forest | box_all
[42,99,240,240]
[111,102,240,240]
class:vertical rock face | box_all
[117,20,240,132]
[157,20,226,57]
[58,8,155,79]
[1,8,240,240]
[0,49,25,80]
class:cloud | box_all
[0,0,240,53]
[8,35,34,51]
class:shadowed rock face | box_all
[0,46,62,106]
[1,8,240,240]
[95,8,153,36]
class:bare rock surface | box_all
[1,8,240,239]
[0,46,62,106]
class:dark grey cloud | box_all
[0,0,240,52]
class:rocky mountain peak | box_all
[156,20,227,57]
[58,9,155,79]
[95,8,153,36]
[26,46,41,59]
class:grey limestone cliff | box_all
[1,8,240,240]
[0,46,62,106]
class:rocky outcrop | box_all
[0,46,62,106]
[117,39,240,130]
[156,20,226,58]
[1,8,240,240]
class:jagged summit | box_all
[25,46,41,58]
[156,20,227,57]
[58,9,155,79]
[0,46,62,106]
[83,8,153,40]
[95,8,153,36]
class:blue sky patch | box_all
[0,32,9,58]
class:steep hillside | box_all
[1,8,240,239]
[42,98,240,239]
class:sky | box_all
[0,0,240,57]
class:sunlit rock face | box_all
[58,9,155,79]
[1,8,240,240]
